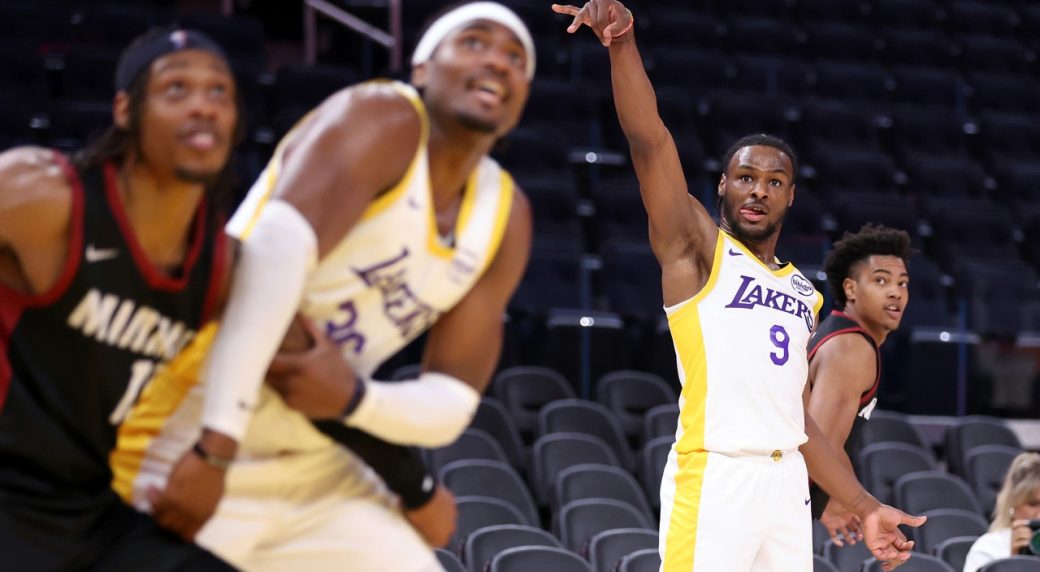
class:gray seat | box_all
[489,546,593,572]
[462,524,562,572]
[587,528,658,572]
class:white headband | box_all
[411,2,536,81]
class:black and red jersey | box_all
[0,157,226,509]
[807,310,880,519]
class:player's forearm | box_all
[801,414,880,518]
[607,32,669,152]
[201,200,317,444]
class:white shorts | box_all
[200,445,440,572]
[658,447,812,572]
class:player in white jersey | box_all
[554,1,926,570]
[110,3,534,571]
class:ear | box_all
[113,91,131,130]
[788,183,796,207]
[411,63,428,89]
[843,276,856,304]
[717,174,726,196]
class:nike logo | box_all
[407,197,421,210]
[728,248,742,256]
[85,245,119,263]
[804,498,811,506]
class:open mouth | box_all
[739,203,767,222]
[182,128,218,151]
[470,77,508,107]
[884,304,903,318]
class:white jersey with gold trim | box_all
[667,230,824,455]
[228,80,515,379]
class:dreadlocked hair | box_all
[824,223,912,309]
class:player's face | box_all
[718,146,795,242]
[134,50,237,184]
[414,20,530,137]
[846,255,908,333]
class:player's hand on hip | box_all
[404,484,457,548]
[552,0,632,46]
[821,499,863,546]
[147,447,227,541]
[862,504,926,563]
[266,317,357,419]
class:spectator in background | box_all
[964,452,1040,572]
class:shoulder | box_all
[0,147,75,240]
[322,81,423,137]
[815,331,876,366]
[811,331,877,392]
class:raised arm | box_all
[554,1,717,302]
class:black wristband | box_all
[340,377,367,419]
[313,422,437,509]
[192,442,233,471]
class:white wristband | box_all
[345,372,480,448]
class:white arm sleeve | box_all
[201,199,317,442]
[345,372,481,448]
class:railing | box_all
[302,0,403,70]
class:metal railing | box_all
[303,0,403,70]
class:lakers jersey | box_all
[112,81,514,502]
[227,81,514,378]
[668,230,823,455]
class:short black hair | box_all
[824,223,912,309]
[721,133,799,182]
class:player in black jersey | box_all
[0,27,238,571]
[0,26,451,570]
[807,224,912,565]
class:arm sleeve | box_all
[201,200,317,441]
[313,421,437,510]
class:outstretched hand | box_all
[552,0,633,46]
[861,504,927,564]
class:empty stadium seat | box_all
[892,471,984,516]
[439,459,539,528]
[540,310,631,398]
[616,548,661,572]
[912,508,988,554]
[539,399,634,472]
[492,366,575,440]
[599,241,662,320]
[488,546,593,572]
[944,417,1022,478]
[555,498,653,554]
[859,410,932,452]
[934,536,978,572]
[469,397,526,471]
[643,404,679,443]
[588,528,658,572]
[639,436,672,513]
[435,548,466,572]
[552,463,653,521]
[427,429,510,474]
[463,524,562,572]
[862,553,954,571]
[597,371,677,443]
[858,442,938,505]
[823,538,873,572]
[965,445,1023,516]
[531,432,621,507]
[814,553,840,572]
[977,556,1040,571]
[452,496,530,553]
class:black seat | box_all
[491,366,574,440]
[469,397,526,472]
[427,429,510,474]
[539,399,634,472]
[978,556,1040,571]
[555,498,653,554]
[463,524,562,572]
[451,496,530,554]
[552,463,653,521]
[435,548,466,572]
[814,553,840,572]
[531,432,621,507]
[872,0,941,30]
[616,548,661,572]
[859,410,932,452]
[892,471,984,516]
[944,417,1022,478]
[643,404,679,442]
[639,436,673,513]
[587,528,658,572]
[599,241,661,318]
[934,536,978,572]
[488,546,593,572]
[823,538,873,572]
[965,445,1022,516]
[861,553,954,571]
[439,460,539,529]
[912,508,988,554]
[857,442,938,505]
[944,1,1017,37]
[597,371,677,444]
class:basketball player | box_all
[553,2,925,570]
[115,3,534,571]
[808,225,911,556]
[0,28,237,571]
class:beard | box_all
[721,198,785,242]
[174,164,224,186]
[455,109,498,134]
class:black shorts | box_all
[0,490,236,572]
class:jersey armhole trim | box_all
[664,229,724,317]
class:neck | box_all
[425,117,495,231]
[117,156,206,269]
[720,218,781,269]
[840,304,887,345]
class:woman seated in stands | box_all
[964,452,1040,571]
